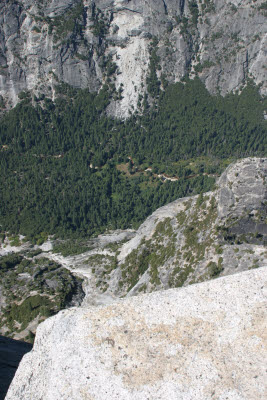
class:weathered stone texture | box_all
[6,267,267,400]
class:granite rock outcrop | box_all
[5,267,267,400]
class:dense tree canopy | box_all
[0,78,266,238]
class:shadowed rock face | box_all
[217,158,267,221]
[0,336,32,400]
[5,267,267,400]
[0,0,266,117]
[216,158,267,244]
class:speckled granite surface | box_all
[6,267,267,400]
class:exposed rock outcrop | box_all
[6,267,267,400]
[70,158,266,297]
[0,0,266,117]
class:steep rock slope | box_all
[69,157,266,298]
[0,0,266,117]
[6,267,267,400]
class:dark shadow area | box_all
[0,335,32,400]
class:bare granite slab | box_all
[6,267,267,400]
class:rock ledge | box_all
[6,267,267,400]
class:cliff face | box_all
[5,267,267,400]
[0,0,266,117]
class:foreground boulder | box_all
[6,267,266,400]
